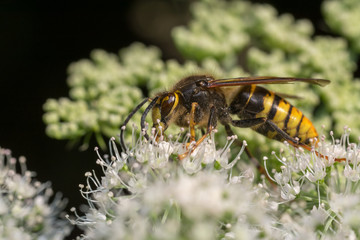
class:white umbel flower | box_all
[70,130,278,239]
[265,129,360,238]
[0,147,71,240]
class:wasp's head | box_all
[151,91,181,137]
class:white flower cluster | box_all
[69,130,283,239]
[71,126,360,239]
[0,148,71,240]
[265,127,360,238]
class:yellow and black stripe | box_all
[231,85,318,144]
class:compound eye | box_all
[160,93,177,117]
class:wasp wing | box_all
[207,76,330,88]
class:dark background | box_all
[0,0,345,238]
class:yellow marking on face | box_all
[162,96,169,102]
[172,91,180,114]
[152,106,161,123]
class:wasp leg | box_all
[120,98,150,152]
[227,117,266,164]
[189,102,199,144]
[266,120,346,162]
[178,106,216,160]
[264,120,300,145]
[231,117,266,128]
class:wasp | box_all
[120,75,343,161]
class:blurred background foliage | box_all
[43,0,360,157]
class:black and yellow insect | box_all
[120,75,329,159]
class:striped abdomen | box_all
[229,85,318,145]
